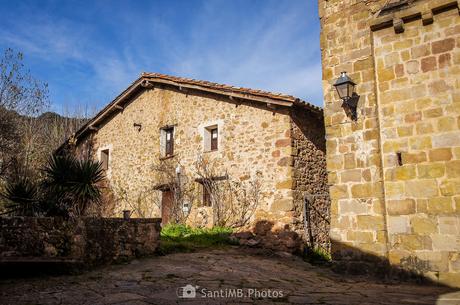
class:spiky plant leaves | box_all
[42,154,105,217]
[2,176,40,216]
[70,158,105,215]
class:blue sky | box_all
[0,0,322,115]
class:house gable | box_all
[61,73,322,150]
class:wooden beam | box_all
[147,78,293,107]
[88,126,98,131]
[114,105,124,110]
[141,81,154,89]
[267,103,277,110]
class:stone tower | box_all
[319,0,460,287]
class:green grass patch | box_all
[158,224,236,255]
[302,247,332,264]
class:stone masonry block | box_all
[411,44,431,59]
[437,116,457,132]
[385,182,405,199]
[446,160,460,178]
[405,180,439,198]
[357,215,385,231]
[340,169,362,183]
[409,136,432,150]
[346,231,375,243]
[330,184,349,200]
[387,199,416,215]
[438,217,460,235]
[427,197,455,214]
[395,165,416,180]
[401,151,427,164]
[411,216,438,234]
[271,198,294,212]
[388,216,409,234]
[417,163,446,179]
[397,234,432,251]
[339,199,368,215]
[432,38,455,54]
[433,133,460,148]
[428,148,453,162]
[351,182,382,198]
[432,234,460,251]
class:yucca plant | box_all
[42,154,105,217]
[1,176,40,216]
[70,157,105,215]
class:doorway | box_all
[161,190,173,225]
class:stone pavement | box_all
[0,247,459,305]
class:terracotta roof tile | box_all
[142,72,304,104]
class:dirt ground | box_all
[0,247,459,305]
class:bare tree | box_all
[151,157,197,224]
[110,184,160,218]
[0,48,49,179]
[108,157,198,221]
[194,156,261,228]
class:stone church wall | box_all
[319,0,460,287]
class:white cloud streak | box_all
[0,0,323,112]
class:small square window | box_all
[204,125,218,152]
[100,149,109,170]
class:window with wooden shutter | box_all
[165,128,174,156]
[210,127,218,151]
[202,184,212,207]
[101,149,109,170]
[204,124,219,152]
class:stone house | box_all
[319,0,460,287]
[64,73,328,249]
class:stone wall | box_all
[92,86,293,224]
[74,81,328,249]
[319,0,460,287]
[292,106,330,251]
[0,217,161,266]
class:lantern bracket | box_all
[342,93,360,121]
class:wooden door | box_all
[161,190,173,225]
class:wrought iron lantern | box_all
[333,71,360,120]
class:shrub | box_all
[42,154,105,217]
[1,176,40,216]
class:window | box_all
[204,125,218,152]
[161,127,174,157]
[195,176,226,207]
[210,128,218,151]
[100,149,109,170]
[202,185,212,207]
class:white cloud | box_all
[0,0,323,112]
[158,1,323,104]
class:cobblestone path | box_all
[1,247,459,304]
